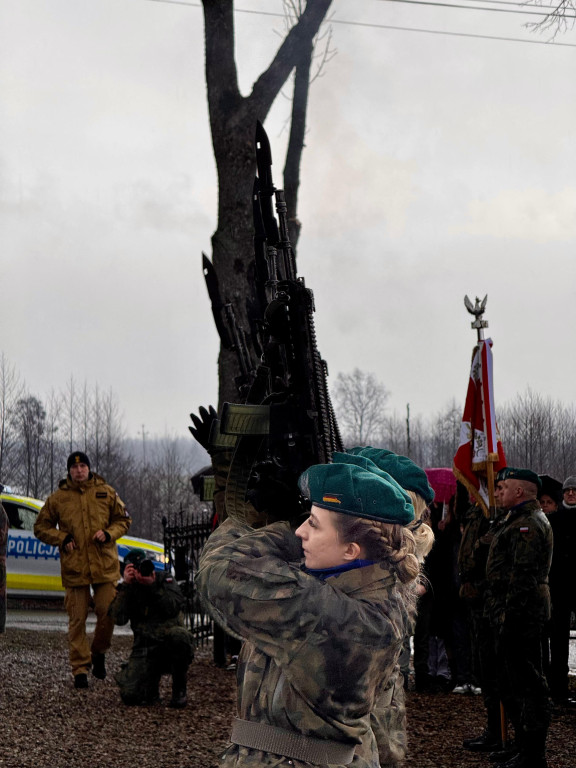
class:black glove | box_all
[189,405,218,451]
[246,475,305,525]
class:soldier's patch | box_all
[96,492,108,498]
[519,526,530,533]
[323,494,342,505]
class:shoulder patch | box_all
[96,492,108,498]
[519,526,530,533]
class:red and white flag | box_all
[453,338,506,514]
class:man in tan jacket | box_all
[34,451,131,688]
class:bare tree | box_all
[525,0,576,39]
[0,353,24,483]
[332,368,390,446]
[62,375,77,453]
[202,0,333,404]
[12,395,50,497]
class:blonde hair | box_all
[405,490,435,563]
[331,512,420,585]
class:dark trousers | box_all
[548,596,575,700]
[494,624,550,756]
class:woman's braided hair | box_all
[331,512,420,585]
[405,490,435,563]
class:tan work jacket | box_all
[34,473,131,588]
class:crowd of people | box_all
[2,446,573,768]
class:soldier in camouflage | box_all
[197,459,421,768]
[460,496,507,755]
[483,468,553,768]
[335,448,435,768]
[108,548,194,708]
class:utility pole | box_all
[406,403,411,458]
[139,424,149,465]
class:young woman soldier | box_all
[196,459,421,768]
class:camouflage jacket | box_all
[458,505,502,603]
[34,473,131,587]
[196,518,410,768]
[108,572,186,647]
[484,500,552,628]
[370,664,406,768]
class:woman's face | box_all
[539,494,558,515]
[295,505,353,570]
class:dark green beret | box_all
[298,461,414,524]
[346,446,435,505]
[496,467,542,491]
[124,548,147,566]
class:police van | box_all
[2,490,167,597]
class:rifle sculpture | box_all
[191,122,342,525]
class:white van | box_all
[2,491,167,598]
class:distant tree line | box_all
[0,353,209,542]
[2,351,574,535]
[332,368,576,482]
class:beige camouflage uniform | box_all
[196,518,411,768]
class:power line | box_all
[142,0,576,47]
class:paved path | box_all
[5,608,132,635]
[4,609,576,673]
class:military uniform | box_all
[458,504,504,740]
[369,666,406,768]
[109,571,194,706]
[484,499,553,763]
[34,471,131,677]
[196,518,411,768]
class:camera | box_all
[136,559,155,578]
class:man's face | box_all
[498,479,521,510]
[494,480,505,505]
[69,462,90,484]
[563,487,576,507]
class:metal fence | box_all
[162,508,214,646]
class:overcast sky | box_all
[2,0,576,440]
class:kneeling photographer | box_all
[108,548,194,708]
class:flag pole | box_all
[464,295,508,749]
[464,295,496,519]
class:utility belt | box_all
[230,718,356,765]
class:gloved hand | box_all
[246,474,305,525]
[189,405,218,451]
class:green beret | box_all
[346,446,435,505]
[298,462,414,524]
[496,467,542,491]
[124,548,147,566]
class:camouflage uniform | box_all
[369,666,406,768]
[458,504,503,737]
[108,572,194,705]
[484,499,553,759]
[0,502,8,633]
[196,518,411,768]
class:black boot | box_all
[498,754,547,768]
[91,652,106,679]
[463,729,502,752]
[74,673,89,689]
[168,668,188,709]
[489,742,519,763]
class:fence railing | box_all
[162,508,214,646]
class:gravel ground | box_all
[0,627,574,768]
